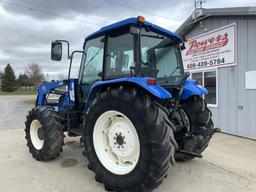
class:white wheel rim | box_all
[30,119,44,150]
[93,110,140,175]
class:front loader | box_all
[25,16,219,191]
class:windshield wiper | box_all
[169,66,181,76]
[86,48,103,66]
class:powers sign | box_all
[182,23,236,71]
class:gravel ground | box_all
[0,96,255,192]
[0,131,255,192]
[0,95,36,130]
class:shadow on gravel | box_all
[61,159,79,168]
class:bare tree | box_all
[25,63,45,86]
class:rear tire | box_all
[84,86,177,191]
[175,95,214,162]
[25,107,64,161]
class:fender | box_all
[85,77,172,109]
[181,79,208,100]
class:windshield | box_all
[80,37,104,85]
[140,29,184,86]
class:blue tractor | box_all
[25,16,219,191]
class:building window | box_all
[191,70,217,106]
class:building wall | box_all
[184,16,256,139]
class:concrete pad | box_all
[0,129,255,192]
[203,133,256,183]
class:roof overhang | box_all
[176,7,256,36]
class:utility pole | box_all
[194,0,206,10]
[193,0,206,20]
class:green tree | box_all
[17,73,30,87]
[1,64,16,92]
[0,71,3,90]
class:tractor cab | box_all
[76,16,187,113]
[79,16,185,89]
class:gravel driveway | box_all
[0,95,36,130]
[0,131,255,192]
[0,95,256,192]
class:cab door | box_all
[78,36,105,108]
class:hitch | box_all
[213,128,221,133]
[176,127,221,159]
[176,149,203,158]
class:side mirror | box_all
[51,41,62,61]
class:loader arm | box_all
[36,79,78,108]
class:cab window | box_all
[81,37,104,84]
[105,33,134,78]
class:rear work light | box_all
[183,36,189,42]
[137,16,145,23]
[147,78,158,85]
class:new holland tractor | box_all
[25,16,219,191]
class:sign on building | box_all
[182,23,236,71]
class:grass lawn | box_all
[0,90,37,95]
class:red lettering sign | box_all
[186,32,228,55]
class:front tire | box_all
[84,86,177,191]
[25,107,64,161]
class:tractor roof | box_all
[85,17,183,43]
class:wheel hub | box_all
[30,119,44,150]
[37,127,45,140]
[115,134,124,145]
[108,120,137,159]
[93,110,140,175]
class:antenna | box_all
[194,0,206,10]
